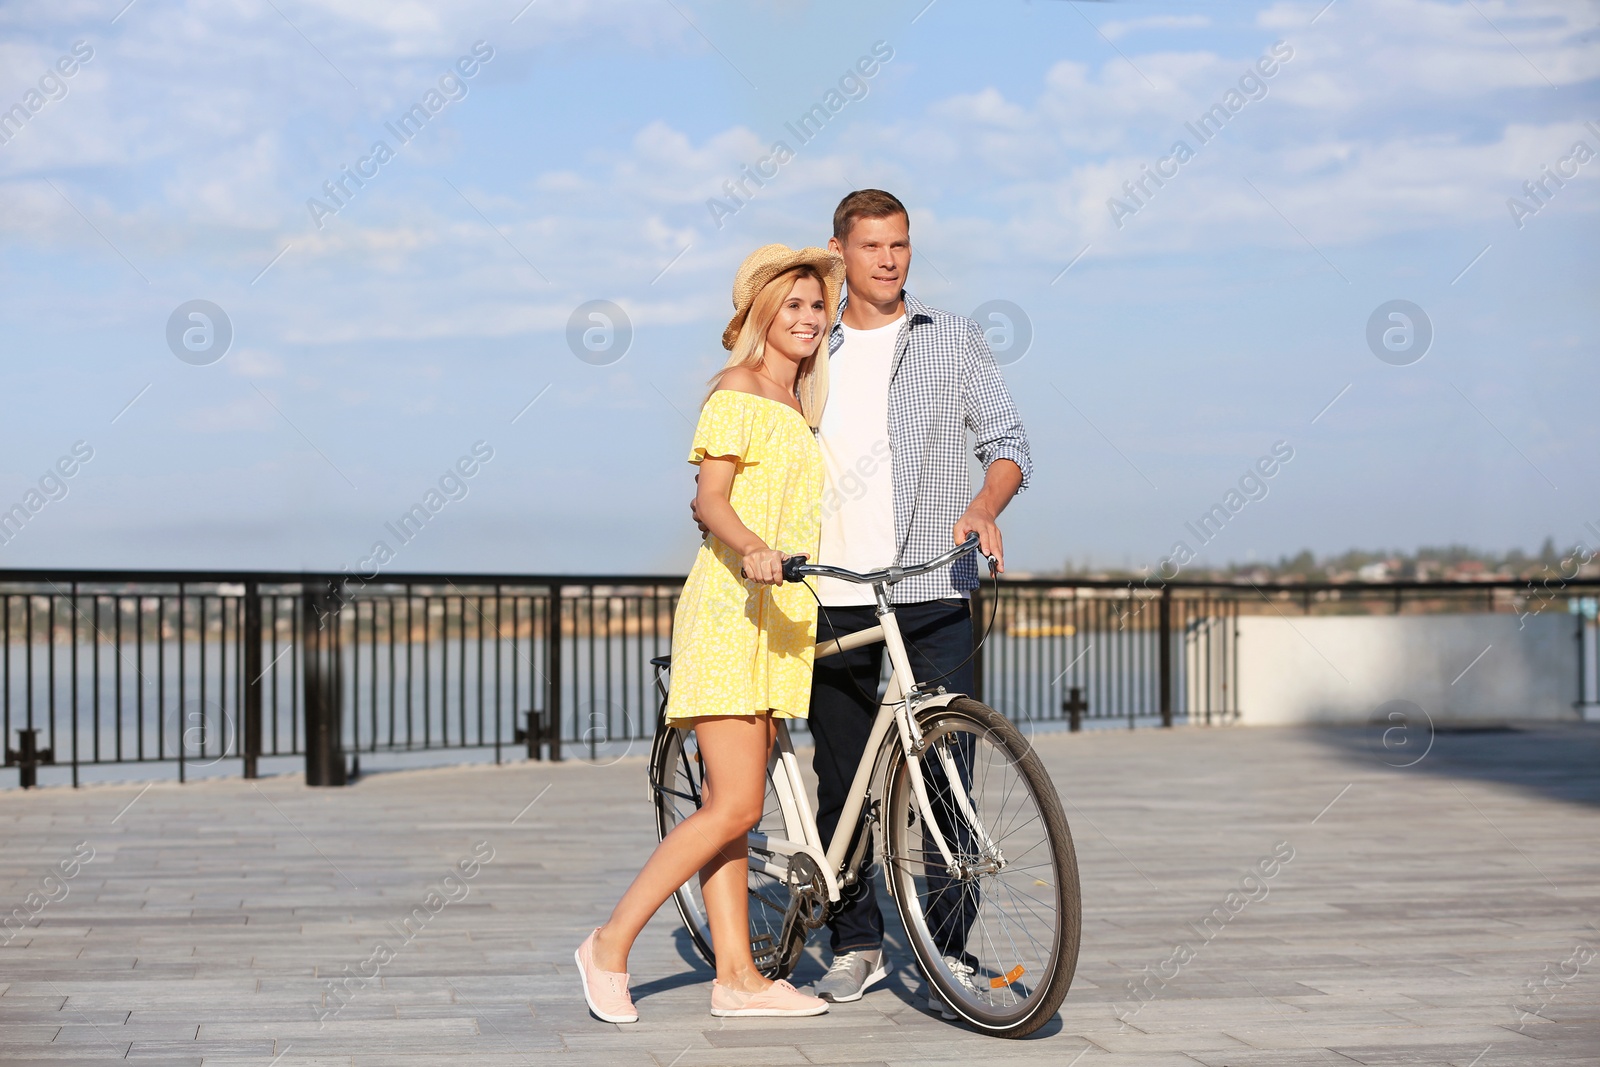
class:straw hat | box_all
[722,244,845,350]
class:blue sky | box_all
[1,0,1596,576]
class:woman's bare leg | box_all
[591,714,772,984]
[697,715,778,991]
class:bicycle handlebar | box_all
[781,532,988,586]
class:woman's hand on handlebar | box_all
[741,547,788,586]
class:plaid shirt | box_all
[827,290,1033,603]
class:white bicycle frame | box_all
[746,584,999,904]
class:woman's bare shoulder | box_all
[714,366,766,396]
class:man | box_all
[692,189,1032,1016]
[803,190,1031,1014]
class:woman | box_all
[576,244,844,1022]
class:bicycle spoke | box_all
[883,702,1078,1035]
[987,870,1058,910]
[985,879,1056,953]
[972,899,1016,1007]
[984,873,1057,927]
[992,819,1056,857]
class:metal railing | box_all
[974,575,1600,731]
[3,568,1597,787]
[973,583,1242,729]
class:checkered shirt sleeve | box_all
[829,291,1034,604]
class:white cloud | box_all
[228,348,286,377]
[1,0,1596,348]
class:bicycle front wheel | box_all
[883,697,1080,1038]
[649,721,806,980]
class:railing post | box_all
[1577,611,1586,716]
[242,581,262,779]
[6,728,53,789]
[301,578,348,786]
[1158,585,1173,728]
[546,585,563,762]
[1063,686,1086,732]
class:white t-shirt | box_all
[815,315,903,606]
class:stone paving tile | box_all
[1188,1054,1364,1067]
[2,724,1598,1063]
[48,1021,200,1042]
[2,1023,66,1042]
[885,1053,1201,1067]
[1085,1028,1255,1053]
[127,1038,277,1058]
[4,1059,147,1066]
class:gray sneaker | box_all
[925,955,982,1020]
[813,949,890,1003]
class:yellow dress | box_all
[665,389,823,724]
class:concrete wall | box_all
[1234,612,1582,725]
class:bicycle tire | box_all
[648,721,807,980]
[882,697,1080,1038]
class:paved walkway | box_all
[2,724,1597,1065]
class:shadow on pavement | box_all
[1310,721,1600,808]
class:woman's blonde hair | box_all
[706,265,833,428]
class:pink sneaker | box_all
[575,929,638,1023]
[710,978,829,1018]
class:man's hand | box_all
[955,458,1021,574]
[954,503,1004,574]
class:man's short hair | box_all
[832,189,909,243]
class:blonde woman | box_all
[576,245,844,1022]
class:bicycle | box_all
[647,534,1080,1038]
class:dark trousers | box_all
[810,597,977,957]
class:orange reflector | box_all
[990,965,1025,989]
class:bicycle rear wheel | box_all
[883,698,1080,1038]
[649,722,806,980]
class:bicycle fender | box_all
[908,690,970,714]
